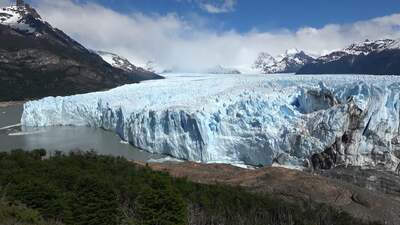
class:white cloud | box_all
[198,0,236,14]
[176,0,237,14]
[31,0,400,72]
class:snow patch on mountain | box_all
[254,49,315,74]
[96,51,148,73]
[318,39,400,63]
[344,39,400,55]
[0,5,38,33]
[22,74,400,170]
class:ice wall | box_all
[22,74,400,169]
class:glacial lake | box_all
[0,104,163,161]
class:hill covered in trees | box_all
[0,150,381,225]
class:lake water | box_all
[0,104,163,161]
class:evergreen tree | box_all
[135,186,187,225]
[70,177,119,225]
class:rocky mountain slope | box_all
[254,49,315,74]
[0,1,162,101]
[297,39,400,75]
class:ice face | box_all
[22,74,400,170]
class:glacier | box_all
[21,73,400,170]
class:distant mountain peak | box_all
[253,52,276,69]
[96,51,149,73]
[0,1,42,33]
[314,38,400,64]
[297,38,400,75]
[343,39,399,55]
[206,65,241,74]
[254,49,314,74]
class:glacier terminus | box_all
[21,73,400,170]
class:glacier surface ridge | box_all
[21,74,400,170]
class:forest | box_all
[0,150,381,225]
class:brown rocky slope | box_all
[147,162,400,225]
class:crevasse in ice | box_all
[22,74,400,169]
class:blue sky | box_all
[7,0,399,72]
[72,0,400,32]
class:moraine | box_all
[22,73,400,170]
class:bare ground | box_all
[146,162,400,225]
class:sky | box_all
[72,0,400,32]
[2,0,400,72]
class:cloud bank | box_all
[13,0,400,72]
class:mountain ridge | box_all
[0,2,162,101]
[253,49,315,74]
[297,39,400,75]
[96,50,151,73]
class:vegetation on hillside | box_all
[0,150,381,225]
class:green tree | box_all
[135,186,187,225]
[69,177,119,225]
[10,179,64,219]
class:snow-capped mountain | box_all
[96,51,149,73]
[0,2,86,51]
[0,1,41,33]
[317,39,400,63]
[344,39,400,54]
[22,74,400,171]
[206,65,241,74]
[253,52,279,73]
[254,49,315,74]
[0,0,162,101]
[298,39,400,75]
